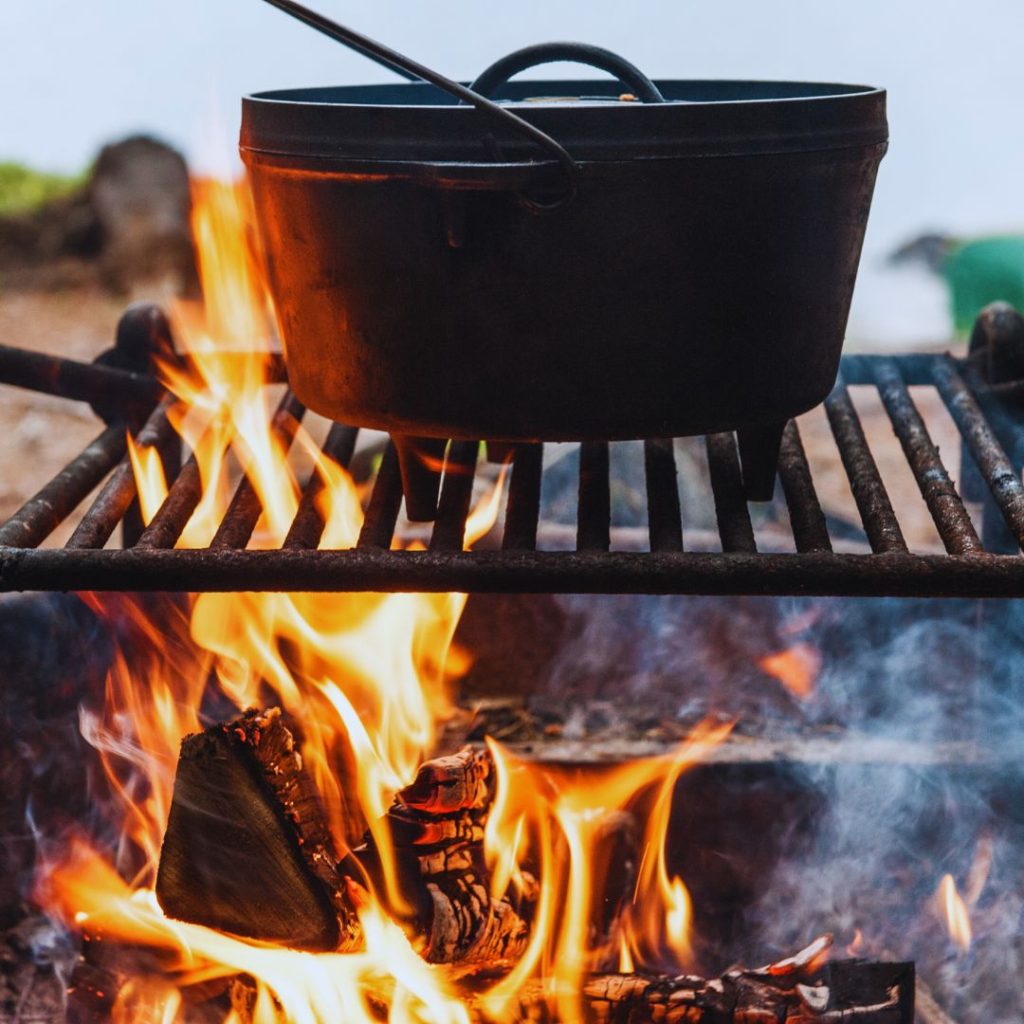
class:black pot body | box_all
[242,80,887,441]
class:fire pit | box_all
[3,162,1024,1023]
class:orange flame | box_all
[936,874,972,953]
[40,175,735,1024]
[758,642,821,700]
[481,721,732,1022]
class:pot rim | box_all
[241,78,887,163]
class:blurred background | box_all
[3,0,1023,345]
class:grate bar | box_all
[7,343,1024,597]
[5,547,1024,597]
[502,443,543,551]
[777,420,832,553]
[577,441,611,551]
[644,438,684,552]
[871,358,982,555]
[933,357,1024,550]
[824,376,908,553]
[66,401,177,550]
[357,442,404,549]
[430,440,480,552]
[705,432,756,553]
[0,424,127,548]
[210,393,306,550]
[284,422,359,549]
[0,343,162,411]
[134,455,203,550]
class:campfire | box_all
[4,180,926,1024]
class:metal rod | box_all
[66,401,177,550]
[777,420,832,553]
[258,0,419,80]
[5,547,1024,597]
[357,442,404,549]
[643,438,683,552]
[577,441,611,551]
[958,361,1024,552]
[284,422,360,549]
[0,425,127,548]
[932,356,1024,550]
[841,353,939,388]
[256,0,579,193]
[705,432,756,553]
[430,440,480,552]
[871,358,982,555]
[823,376,908,554]
[0,343,162,410]
[502,443,543,551]
[210,393,306,549]
[134,456,203,550]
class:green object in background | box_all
[0,162,84,217]
[945,235,1024,334]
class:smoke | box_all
[530,593,1024,1021]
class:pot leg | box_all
[737,421,785,501]
[393,435,448,522]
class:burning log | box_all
[155,711,531,964]
[226,952,913,1024]
[155,707,360,952]
[500,957,914,1023]
[381,747,533,964]
[145,717,914,1024]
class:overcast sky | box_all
[4,0,1024,339]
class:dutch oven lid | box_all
[243,41,885,216]
[240,19,886,207]
[242,77,887,165]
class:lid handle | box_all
[470,43,666,104]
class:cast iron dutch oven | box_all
[241,42,887,450]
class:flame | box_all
[45,841,470,1024]
[39,175,736,1024]
[758,642,821,700]
[480,721,732,1022]
[937,873,972,953]
[125,435,169,525]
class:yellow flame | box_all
[46,841,469,1024]
[125,435,170,526]
[617,931,634,974]
[937,874,972,953]
[41,174,737,1024]
[481,721,731,1021]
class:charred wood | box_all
[229,955,913,1024]
[478,943,913,1024]
[156,717,528,965]
[155,707,360,952]
[370,746,534,965]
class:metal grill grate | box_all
[2,309,1024,596]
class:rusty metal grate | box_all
[2,306,1024,597]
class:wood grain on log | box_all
[156,716,527,964]
[155,708,359,952]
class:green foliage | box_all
[0,162,84,216]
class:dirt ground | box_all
[0,280,972,552]
[0,284,135,544]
